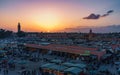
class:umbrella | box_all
[17,60,29,65]
[50,59,62,64]
[64,67,82,75]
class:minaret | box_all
[18,22,21,33]
[88,29,93,40]
[89,29,92,34]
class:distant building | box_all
[83,29,95,40]
[88,29,94,40]
[89,29,92,34]
[18,22,21,33]
[26,32,68,39]
[17,22,25,37]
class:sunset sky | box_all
[0,0,120,32]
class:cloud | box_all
[83,14,100,19]
[101,13,109,17]
[101,10,114,17]
[83,10,114,19]
[107,10,114,14]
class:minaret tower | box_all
[18,22,21,33]
[89,29,92,34]
[88,29,93,40]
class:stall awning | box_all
[41,63,54,68]
[50,59,63,64]
[74,63,86,69]
[41,63,67,71]
[64,67,82,75]
[62,62,74,67]
[49,65,67,71]
[62,62,86,69]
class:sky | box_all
[0,0,120,32]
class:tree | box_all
[0,29,13,39]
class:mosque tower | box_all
[18,22,21,33]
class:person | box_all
[49,71,53,75]
[26,70,31,75]
[80,71,86,75]
[0,68,1,73]
[3,69,6,75]
[6,69,8,75]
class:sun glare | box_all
[35,12,60,32]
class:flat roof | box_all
[25,44,105,57]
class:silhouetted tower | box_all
[88,29,93,40]
[18,22,21,33]
[89,29,92,34]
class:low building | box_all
[24,44,106,60]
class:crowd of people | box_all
[0,45,120,75]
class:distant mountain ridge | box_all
[65,25,120,33]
